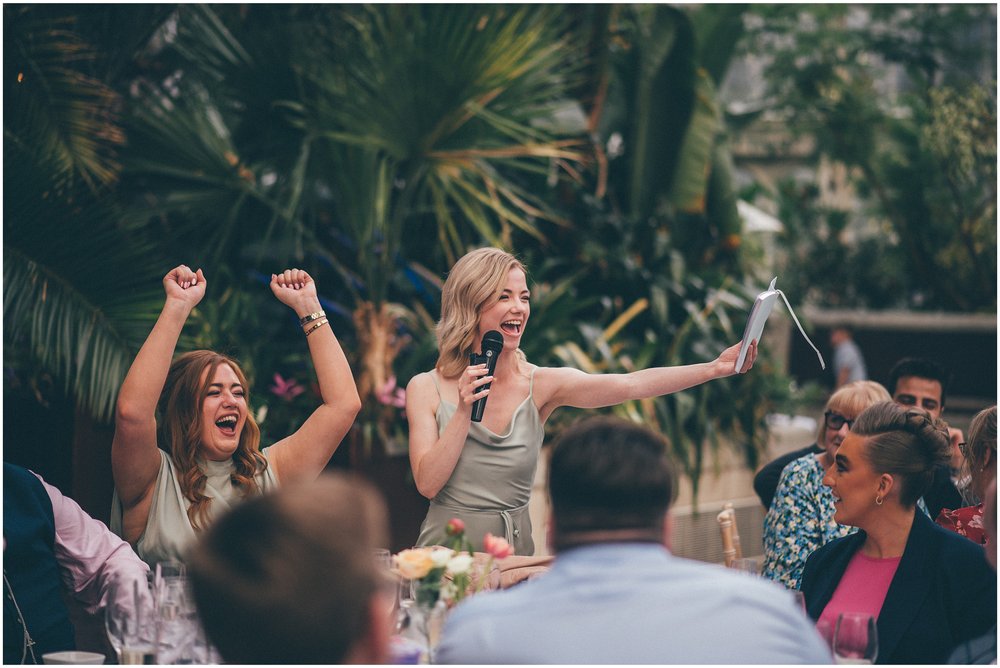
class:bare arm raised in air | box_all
[264,268,362,485]
[112,265,206,542]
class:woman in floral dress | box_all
[761,380,890,590]
[936,405,996,544]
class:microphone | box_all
[469,330,504,422]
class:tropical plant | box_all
[4,5,176,422]
[112,5,592,456]
[509,4,804,492]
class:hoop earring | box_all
[875,495,884,506]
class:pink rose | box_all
[483,532,515,559]
[446,517,466,536]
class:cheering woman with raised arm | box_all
[111,265,361,565]
[406,248,757,555]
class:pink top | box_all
[818,550,901,628]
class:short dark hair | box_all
[548,416,676,549]
[887,358,951,407]
[187,473,389,664]
[852,401,952,506]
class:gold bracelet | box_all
[298,311,326,327]
[304,319,329,336]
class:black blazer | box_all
[801,510,997,664]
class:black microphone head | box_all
[482,330,504,354]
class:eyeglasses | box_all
[824,411,854,431]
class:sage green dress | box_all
[110,448,279,566]
[415,369,545,556]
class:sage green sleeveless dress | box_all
[110,448,279,566]
[415,369,545,556]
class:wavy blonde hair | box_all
[963,405,997,502]
[816,380,892,447]
[435,247,528,379]
[158,350,267,530]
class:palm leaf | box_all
[4,7,125,189]
[4,144,169,422]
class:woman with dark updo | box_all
[800,402,996,664]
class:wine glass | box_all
[105,577,157,665]
[833,612,878,664]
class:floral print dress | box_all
[762,451,855,590]
[936,504,986,545]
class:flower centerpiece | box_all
[392,518,516,608]
[391,519,515,662]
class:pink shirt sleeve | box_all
[37,474,150,616]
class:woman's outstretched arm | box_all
[266,269,362,484]
[536,340,757,420]
[112,265,205,514]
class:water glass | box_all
[105,577,157,665]
[155,578,198,664]
[373,548,392,571]
[833,612,878,664]
[153,561,186,597]
[731,558,759,576]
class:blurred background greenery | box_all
[4,4,996,530]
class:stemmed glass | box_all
[105,577,157,664]
[833,612,878,664]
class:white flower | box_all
[439,580,459,602]
[447,554,474,575]
[429,547,454,567]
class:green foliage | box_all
[4,6,173,421]
[519,207,794,495]
[5,3,804,495]
[737,4,997,311]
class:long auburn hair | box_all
[435,247,529,378]
[158,350,267,530]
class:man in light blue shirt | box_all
[435,416,831,664]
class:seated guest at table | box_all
[937,406,996,545]
[4,463,150,664]
[435,416,830,664]
[762,381,891,590]
[754,440,823,510]
[801,402,996,665]
[187,473,392,665]
[755,356,963,512]
[948,475,997,664]
[886,357,963,517]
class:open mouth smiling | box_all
[501,319,522,335]
[215,415,239,436]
